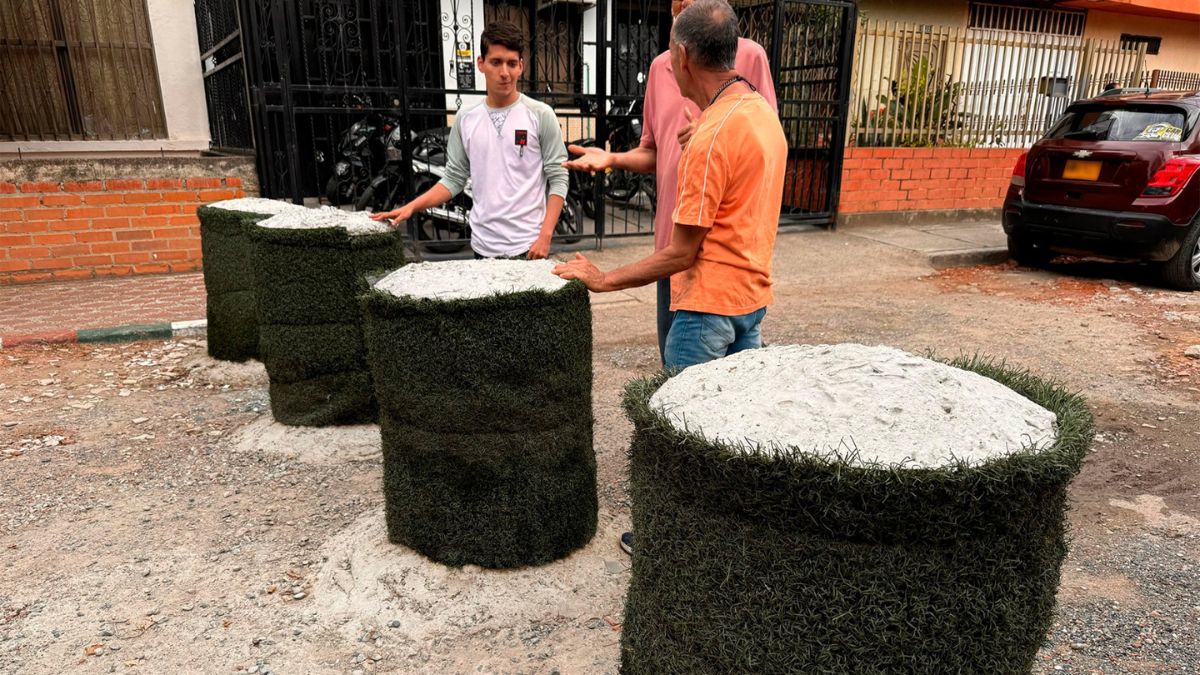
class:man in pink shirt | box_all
[566,0,775,367]
[565,0,775,557]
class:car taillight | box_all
[1143,156,1200,197]
[1010,152,1028,187]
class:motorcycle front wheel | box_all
[407,174,470,254]
[354,176,402,213]
[555,196,585,244]
[325,175,362,207]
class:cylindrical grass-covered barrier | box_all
[250,207,404,426]
[361,259,596,568]
[198,198,306,362]
[621,344,1093,674]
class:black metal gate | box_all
[738,0,857,225]
[195,0,255,152]
[208,0,855,249]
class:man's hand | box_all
[527,233,552,260]
[553,253,607,291]
[369,204,415,229]
[677,108,698,147]
[563,145,615,175]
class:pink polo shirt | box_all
[640,38,777,251]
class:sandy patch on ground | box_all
[231,417,381,465]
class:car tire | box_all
[1158,215,1200,291]
[1007,234,1053,269]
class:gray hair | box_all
[671,0,739,71]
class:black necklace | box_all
[708,74,755,107]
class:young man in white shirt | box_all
[371,22,570,259]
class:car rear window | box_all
[1046,106,1189,142]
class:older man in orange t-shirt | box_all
[565,0,775,365]
[555,0,786,370]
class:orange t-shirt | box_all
[670,92,787,316]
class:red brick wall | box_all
[0,177,246,284]
[838,147,1024,215]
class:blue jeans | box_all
[663,307,767,370]
[656,278,675,366]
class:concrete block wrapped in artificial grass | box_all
[198,198,306,362]
[362,259,596,568]
[250,207,404,426]
[621,344,1093,674]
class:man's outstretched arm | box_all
[552,223,708,292]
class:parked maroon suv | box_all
[1002,91,1200,290]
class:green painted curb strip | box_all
[77,323,174,344]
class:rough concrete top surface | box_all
[256,205,391,236]
[650,343,1058,469]
[208,197,306,215]
[374,259,568,300]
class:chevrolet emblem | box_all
[1073,150,1093,158]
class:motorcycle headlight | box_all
[334,162,350,176]
[350,121,363,133]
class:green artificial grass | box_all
[250,224,404,426]
[197,205,269,361]
[362,280,597,568]
[619,355,1094,674]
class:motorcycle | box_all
[570,98,657,218]
[359,125,586,254]
[324,100,399,207]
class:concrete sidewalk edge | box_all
[926,247,1010,270]
[0,319,207,349]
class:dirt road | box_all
[2,231,1198,674]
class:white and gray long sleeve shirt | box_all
[437,94,570,258]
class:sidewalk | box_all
[840,219,1009,269]
[0,273,206,347]
[0,221,1011,347]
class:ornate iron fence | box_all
[737,0,857,224]
[218,0,855,248]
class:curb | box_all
[0,319,206,349]
[927,247,1010,270]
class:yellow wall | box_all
[857,0,968,26]
[1083,10,1200,74]
[856,0,1198,77]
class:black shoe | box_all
[620,531,633,556]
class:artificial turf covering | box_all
[197,205,270,361]
[619,355,1093,674]
[361,279,597,568]
[250,224,404,426]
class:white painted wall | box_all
[147,0,211,144]
[441,0,488,112]
[0,0,211,156]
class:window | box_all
[1120,34,1162,56]
[968,2,1086,37]
[1046,106,1189,142]
[0,0,167,142]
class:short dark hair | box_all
[480,21,525,59]
[672,0,738,71]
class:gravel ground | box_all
[2,231,1199,673]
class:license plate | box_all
[1063,160,1101,181]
